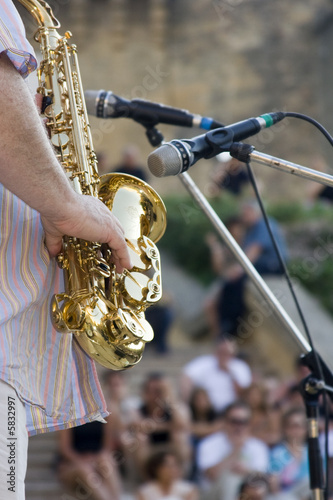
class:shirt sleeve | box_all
[183,355,214,384]
[0,1,37,78]
[249,440,269,472]
[197,433,230,471]
[229,359,252,388]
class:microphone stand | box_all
[145,132,333,360]
[229,142,333,188]
[179,171,310,350]
[179,168,333,500]
[178,166,333,500]
[145,130,333,500]
[301,376,325,500]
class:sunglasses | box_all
[228,418,250,426]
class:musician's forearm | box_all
[0,55,76,217]
[0,54,131,268]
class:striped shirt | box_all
[0,1,108,435]
[0,0,36,77]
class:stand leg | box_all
[300,375,325,500]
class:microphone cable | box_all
[245,111,333,500]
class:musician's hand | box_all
[41,193,132,273]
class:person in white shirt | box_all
[197,401,269,500]
[181,337,252,413]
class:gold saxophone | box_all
[18,0,167,370]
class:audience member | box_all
[136,451,198,500]
[208,154,250,197]
[181,336,252,413]
[188,387,224,480]
[145,291,175,355]
[243,381,282,447]
[132,372,191,475]
[113,144,148,181]
[238,473,271,500]
[282,385,305,411]
[269,408,310,500]
[54,329,314,500]
[103,370,142,483]
[57,420,122,500]
[204,218,245,338]
[197,401,269,500]
[215,199,288,337]
[240,200,288,274]
[319,400,333,500]
[276,357,310,411]
[262,374,288,408]
[189,387,223,440]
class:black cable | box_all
[245,162,316,351]
[284,112,333,148]
[143,107,333,497]
[246,160,329,500]
[246,109,333,499]
[325,395,330,500]
[245,111,333,363]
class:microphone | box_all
[147,112,286,177]
[84,89,224,131]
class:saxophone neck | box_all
[17,0,60,29]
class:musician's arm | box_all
[0,54,131,271]
[0,55,76,220]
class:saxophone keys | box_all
[91,257,111,278]
[147,280,162,303]
[136,314,154,343]
[117,309,154,343]
[51,293,85,332]
[121,271,150,305]
[116,309,143,339]
[147,248,158,259]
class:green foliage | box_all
[290,256,333,316]
[266,202,305,223]
[160,194,333,311]
[159,194,238,284]
[267,201,333,224]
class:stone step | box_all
[25,440,61,500]
[25,479,62,494]
[28,434,57,451]
[245,276,333,378]
[26,467,56,482]
[26,493,62,500]
[26,449,56,466]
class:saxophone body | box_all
[18,0,167,370]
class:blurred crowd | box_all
[54,336,332,500]
[53,149,333,500]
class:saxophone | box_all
[18,0,167,370]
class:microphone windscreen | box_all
[84,90,101,116]
[148,144,183,177]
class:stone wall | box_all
[17,0,333,200]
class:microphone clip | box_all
[145,126,164,147]
[229,142,255,163]
[204,128,236,158]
